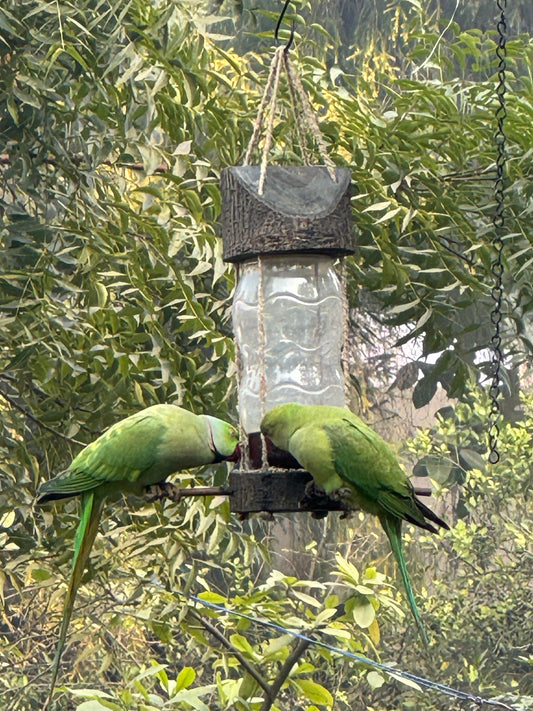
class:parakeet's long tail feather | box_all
[379,513,429,649]
[43,491,104,709]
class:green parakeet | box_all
[260,402,449,645]
[37,404,239,707]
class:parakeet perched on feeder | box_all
[260,402,449,645]
[37,404,239,707]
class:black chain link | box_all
[488,0,508,465]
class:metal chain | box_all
[488,0,508,465]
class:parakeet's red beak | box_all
[225,444,241,463]
[213,443,241,464]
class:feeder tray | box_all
[228,469,349,518]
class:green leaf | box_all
[413,455,453,481]
[350,598,376,628]
[367,671,385,689]
[388,672,422,691]
[176,667,196,691]
[229,633,256,658]
[291,679,334,707]
[75,702,120,711]
[0,511,16,528]
[412,375,438,409]
[459,448,486,472]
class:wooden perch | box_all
[147,472,432,517]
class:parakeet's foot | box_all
[300,479,331,516]
[304,479,327,500]
[145,482,181,502]
[332,486,356,518]
[339,509,356,520]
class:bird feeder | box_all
[221,164,355,516]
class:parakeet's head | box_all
[260,403,304,451]
[204,416,240,462]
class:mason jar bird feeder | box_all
[221,164,355,515]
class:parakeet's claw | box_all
[304,479,326,499]
[145,482,181,502]
[300,479,331,514]
[331,487,356,517]
[339,509,356,520]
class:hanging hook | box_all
[275,0,295,54]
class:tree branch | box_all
[0,373,95,418]
[0,388,84,446]
[188,609,272,702]
[0,152,168,173]
[259,637,312,711]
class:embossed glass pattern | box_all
[233,255,346,433]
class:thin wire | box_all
[185,595,515,710]
[341,261,351,405]
[234,262,251,472]
[488,0,508,465]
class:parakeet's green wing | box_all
[72,411,164,481]
[323,418,438,530]
[38,411,165,500]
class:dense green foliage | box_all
[1,0,532,709]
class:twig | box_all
[188,609,272,701]
[0,374,95,421]
[410,0,461,78]
[145,484,232,502]
[0,388,84,446]
[0,153,168,173]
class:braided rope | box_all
[341,261,351,406]
[257,255,269,469]
[258,47,285,195]
[283,53,310,165]
[284,53,337,181]
[242,47,285,167]
[242,46,337,184]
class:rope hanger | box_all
[242,1,337,194]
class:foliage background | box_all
[0,0,532,709]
